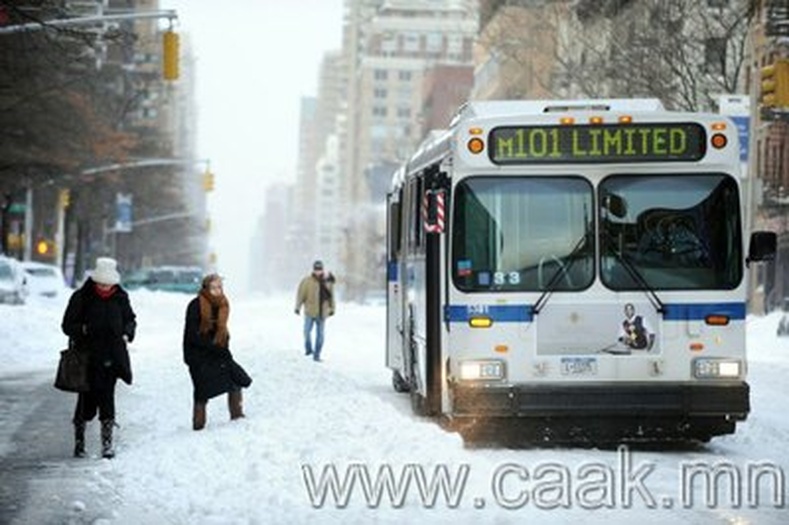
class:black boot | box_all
[228,391,245,420]
[73,420,86,458]
[193,402,207,431]
[100,419,115,459]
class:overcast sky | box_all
[161,0,344,291]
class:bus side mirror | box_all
[746,231,776,266]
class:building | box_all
[751,0,789,311]
[339,0,478,298]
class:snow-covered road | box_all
[1,291,787,524]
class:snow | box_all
[1,290,788,524]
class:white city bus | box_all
[385,99,776,443]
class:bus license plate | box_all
[560,357,597,376]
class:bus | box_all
[385,99,776,443]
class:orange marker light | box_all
[619,115,633,124]
[705,314,730,326]
[689,342,705,352]
[711,133,727,149]
[589,116,604,125]
[711,122,727,131]
[468,127,484,135]
[494,345,509,353]
[468,137,485,154]
[559,117,575,125]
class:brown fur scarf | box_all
[198,289,230,348]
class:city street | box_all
[0,371,163,524]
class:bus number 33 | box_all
[494,272,521,286]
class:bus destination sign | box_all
[489,123,707,164]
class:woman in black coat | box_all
[61,257,136,459]
[183,274,247,430]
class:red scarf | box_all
[198,289,230,348]
[94,284,117,300]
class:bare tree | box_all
[0,1,201,271]
[0,1,139,186]
[564,0,755,110]
[475,0,755,111]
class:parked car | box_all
[20,261,69,298]
[0,255,29,305]
[123,265,203,294]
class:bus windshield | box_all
[600,173,742,290]
[452,173,742,293]
[452,176,594,292]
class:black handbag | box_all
[54,342,90,392]
[229,359,252,388]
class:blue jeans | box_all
[303,315,325,360]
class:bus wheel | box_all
[392,370,410,393]
[410,390,429,417]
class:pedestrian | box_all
[183,274,249,430]
[294,260,335,362]
[61,257,136,459]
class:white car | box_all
[20,261,68,298]
[0,255,29,305]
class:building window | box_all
[372,106,388,118]
[398,70,412,82]
[374,87,387,99]
[397,107,411,119]
[403,32,420,53]
[426,32,443,53]
[397,86,412,102]
[374,69,388,81]
[447,34,462,55]
[706,0,729,7]
[704,37,726,74]
[381,36,396,55]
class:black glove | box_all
[294,308,300,315]
[124,321,136,343]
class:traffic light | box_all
[760,59,789,107]
[58,189,70,209]
[202,169,214,192]
[163,30,179,81]
[36,238,55,258]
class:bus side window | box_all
[406,179,420,251]
[415,177,424,248]
[389,200,401,257]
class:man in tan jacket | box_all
[294,260,335,361]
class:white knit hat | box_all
[91,257,121,286]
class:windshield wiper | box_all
[603,232,665,314]
[533,232,589,315]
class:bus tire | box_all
[392,370,410,393]
[408,329,429,415]
[410,390,429,417]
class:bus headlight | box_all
[693,358,743,379]
[459,360,505,381]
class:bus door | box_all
[385,191,404,373]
